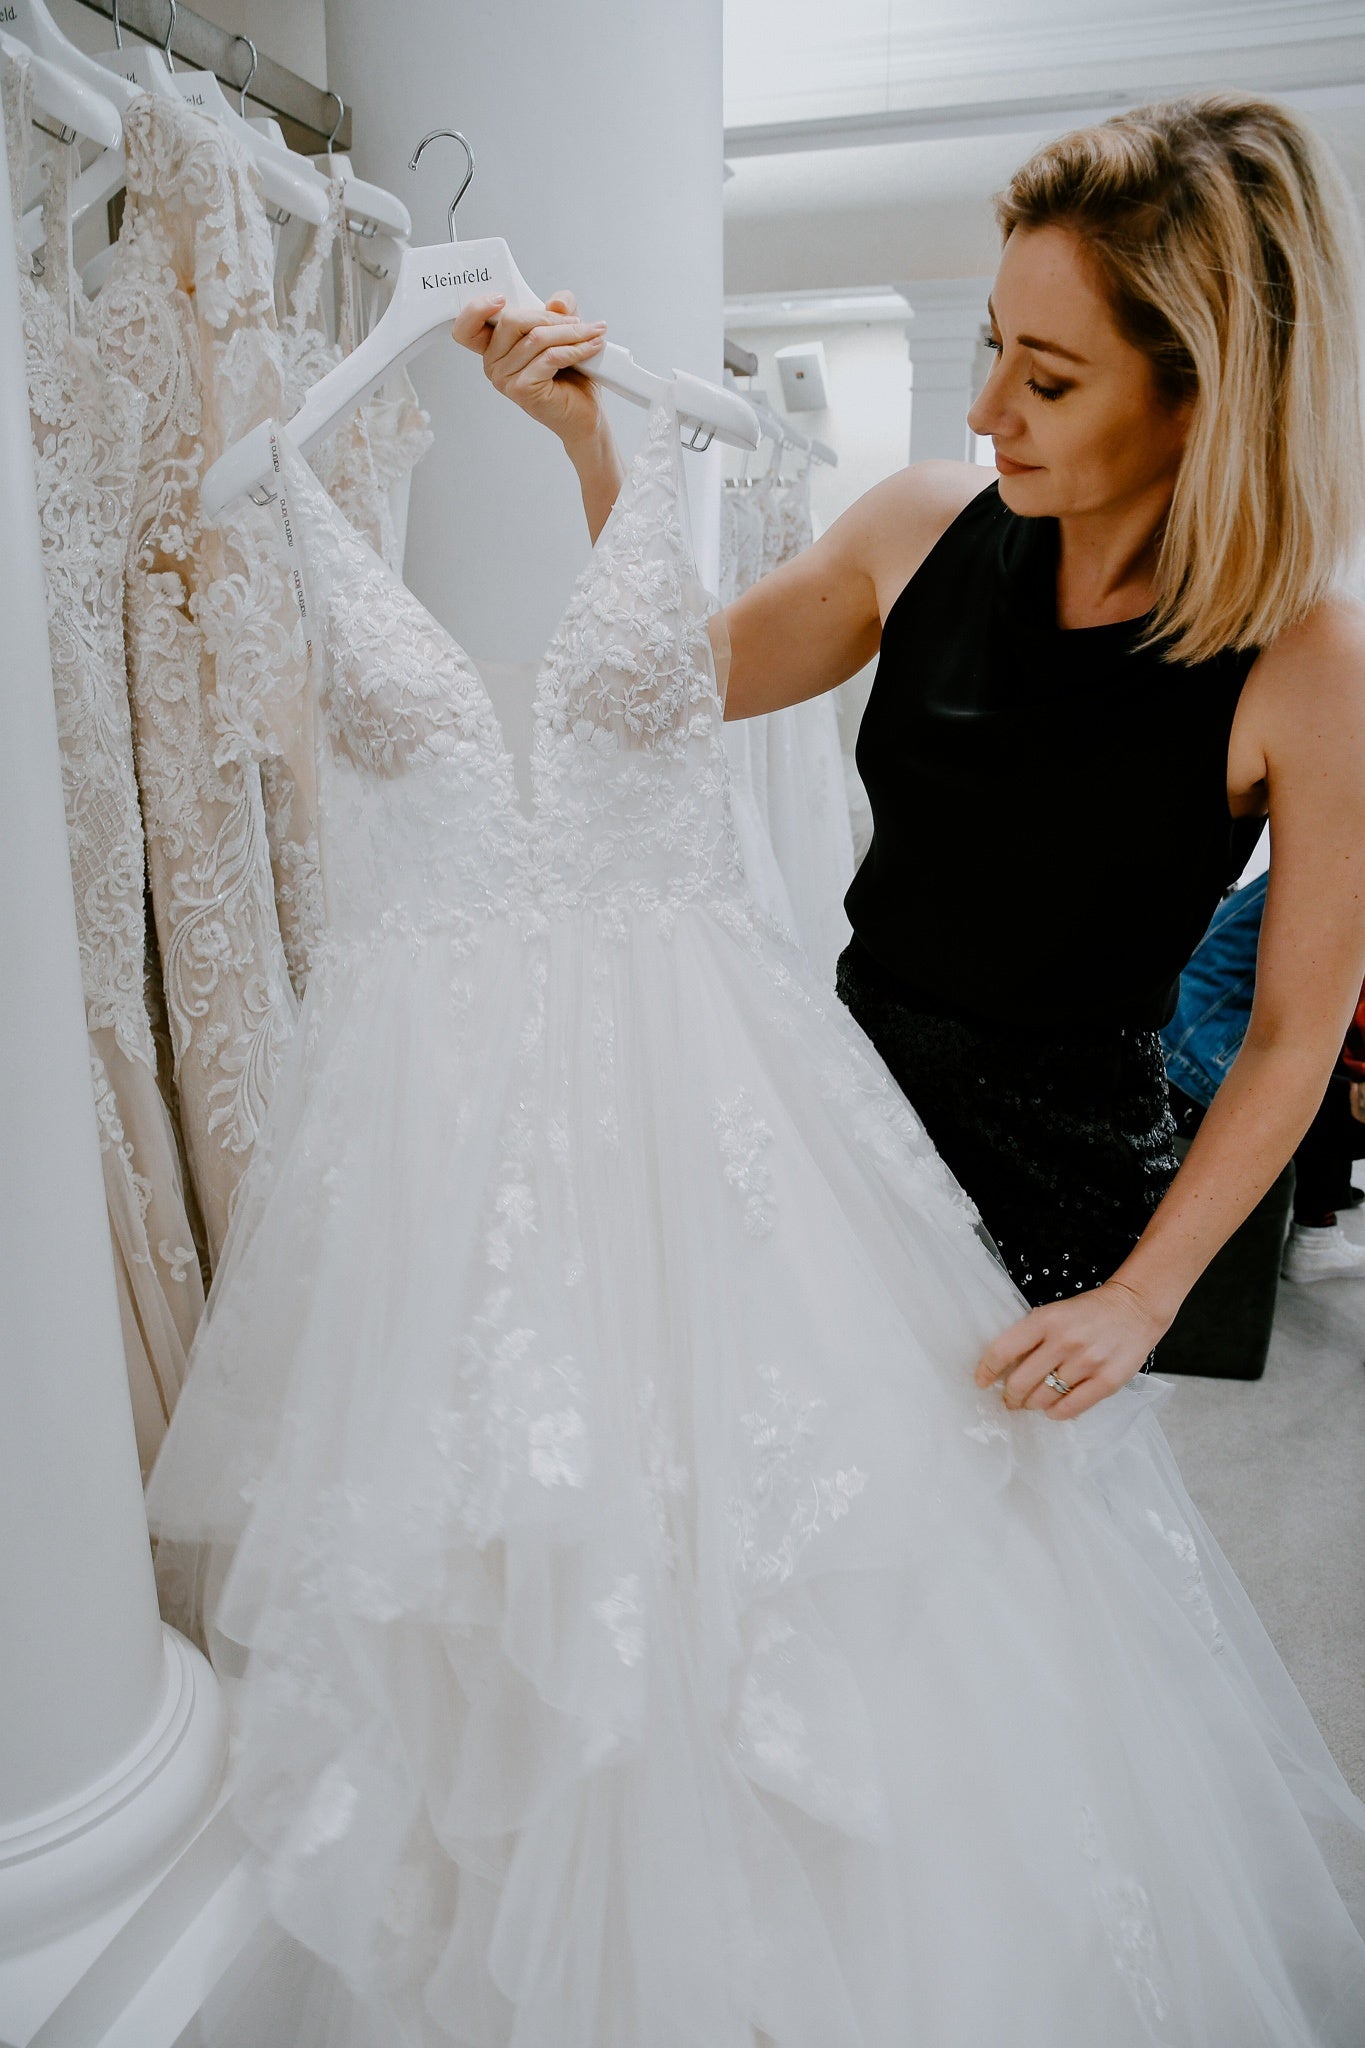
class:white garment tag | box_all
[256,428,314,659]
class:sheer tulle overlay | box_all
[148,407,1365,2047]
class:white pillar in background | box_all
[324,0,725,680]
[0,81,224,2002]
[899,276,994,465]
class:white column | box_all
[0,79,224,1999]
[324,0,725,673]
[899,276,994,465]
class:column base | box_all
[0,1629,226,1956]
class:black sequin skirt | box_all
[836,942,1178,1310]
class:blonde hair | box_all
[996,95,1365,664]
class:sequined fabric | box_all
[836,939,1178,1309]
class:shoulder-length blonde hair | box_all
[995,95,1365,664]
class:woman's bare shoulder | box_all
[1237,588,1365,792]
[834,460,997,619]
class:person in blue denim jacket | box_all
[1163,874,1365,1282]
[1162,874,1268,1115]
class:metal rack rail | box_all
[68,0,351,151]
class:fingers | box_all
[449,293,507,353]
[546,289,578,316]
[487,316,607,385]
[974,1307,1046,1390]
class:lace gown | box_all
[147,403,1365,2048]
[268,173,435,994]
[93,91,305,1260]
[5,54,204,1471]
[720,468,854,984]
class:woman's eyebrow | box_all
[986,298,1090,366]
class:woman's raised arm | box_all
[450,292,987,719]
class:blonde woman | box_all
[457,93,1365,1416]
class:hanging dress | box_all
[5,53,204,1471]
[720,476,798,941]
[147,402,1365,2048]
[93,90,307,1261]
[754,464,855,982]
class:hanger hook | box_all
[112,0,123,50]
[324,90,344,159]
[235,35,258,118]
[408,128,475,242]
[161,0,176,71]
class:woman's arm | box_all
[977,593,1365,1416]
[449,293,988,716]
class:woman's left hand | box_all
[974,1278,1169,1419]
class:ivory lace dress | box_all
[148,403,1365,2048]
[92,90,305,1260]
[6,53,203,1469]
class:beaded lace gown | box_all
[147,403,1365,2048]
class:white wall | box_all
[325,0,726,670]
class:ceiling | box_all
[722,1,1365,294]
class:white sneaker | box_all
[1280,1222,1365,1283]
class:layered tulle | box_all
[149,902,1365,2048]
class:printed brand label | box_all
[263,430,312,658]
[421,267,492,289]
[0,9,18,24]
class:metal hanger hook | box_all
[325,90,344,159]
[161,0,177,71]
[112,0,123,50]
[235,35,258,117]
[408,129,475,242]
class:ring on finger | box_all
[1044,1371,1073,1397]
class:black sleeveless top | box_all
[844,483,1265,1035]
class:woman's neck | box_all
[1053,480,1174,629]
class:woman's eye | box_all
[983,335,1002,354]
[1026,377,1067,402]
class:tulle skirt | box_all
[147,901,1365,2047]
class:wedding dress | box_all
[5,52,205,1471]
[269,172,435,994]
[148,401,1365,2048]
[720,465,854,983]
[93,90,304,1259]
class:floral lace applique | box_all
[712,1089,776,1238]
[1143,1509,1225,1653]
[731,1362,866,1591]
[592,1574,645,1667]
[1077,1800,1175,2034]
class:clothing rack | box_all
[723,336,758,379]
[750,392,837,469]
[67,0,351,152]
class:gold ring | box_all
[1045,1371,1072,1397]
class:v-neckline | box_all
[282,394,698,820]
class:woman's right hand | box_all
[450,289,608,451]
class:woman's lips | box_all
[994,451,1042,475]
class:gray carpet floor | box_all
[1160,1163,1365,1809]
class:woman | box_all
[454,93,1365,1410]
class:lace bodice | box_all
[273,399,742,946]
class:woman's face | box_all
[967,223,1191,519]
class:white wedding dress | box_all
[148,402,1365,2048]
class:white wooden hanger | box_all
[3,1,139,114]
[0,32,122,153]
[202,128,758,519]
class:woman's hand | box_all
[973,1278,1168,1419]
[449,289,608,451]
